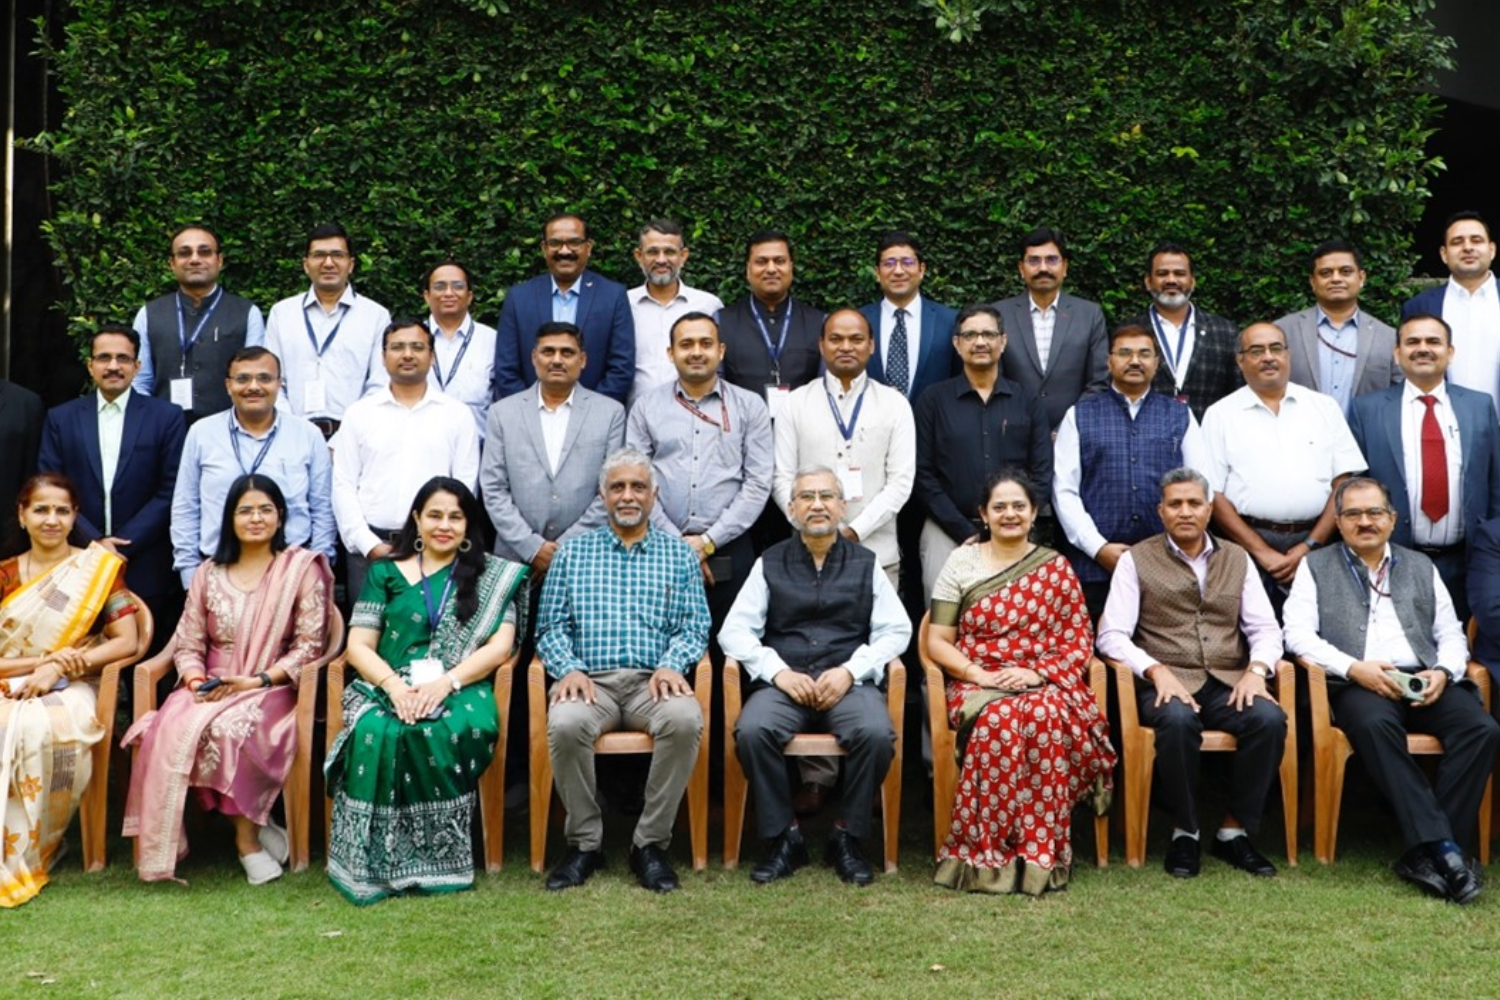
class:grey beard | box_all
[1152,290,1192,310]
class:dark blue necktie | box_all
[888,308,910,396]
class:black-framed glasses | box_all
[1238,343,1287,358]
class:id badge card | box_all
[408,657,445,686]
[765,384,790,421]
[169,378,194,411]
[303,378,328,413]
[837,464,865,503]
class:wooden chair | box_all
[81,591,153,872]
[721,657,905,873]
[1298,654,1492,865]
[1107,656,1298,867]
[917,613,1109,866]
[136,605,344,872]
[326,645,518,873]
[528,656,712,873]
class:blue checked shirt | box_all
[536,525,709,677]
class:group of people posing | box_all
[3,208,1500,908]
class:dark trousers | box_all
[1136,674,1287,835]
[1330,677,1500,852]
[1249,525,1309,622]
[704,533,757,653]
[735,683,895,841]
[1424,546,1469,625]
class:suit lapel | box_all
[1382,390,1406,485]
[520,386,552,477]
[82,399,104,487]
[1349,313,1375,393]
[1010,302,1043,377]
[556,390,588,472]
[573,273,596,334]
[1290,314,1319,389]
[1046,299,1074,378]
[113,398,146,482]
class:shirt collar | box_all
[880,295,921,321]
[176,286,221,310]
[1402,379,1450,405]
[1029,294,1057,315]
[302,284,356,311]
[607,524,654,552]
[1164,530,1216,563]
[538,387,577,411]
[229,409,280,438]
[1316,307,1360,330]
[674,379,721,404]
[631,284,687,307]
[96,389,131,414]
[822,370,869,399]
[427,313,473,340]
[550,276,581,300]
[1447,273,1496,299]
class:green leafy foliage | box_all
[28,0,1450,352]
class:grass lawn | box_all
[8,787,1499,1000]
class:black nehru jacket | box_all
[759,534,875,678]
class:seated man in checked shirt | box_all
[534,447,710,894]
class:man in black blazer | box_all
[492,213,635,404]
[0,376,43,521]
[1123,242,1242,421]
[719,230,827,408]
[38,323,187,619]
[1401,210,1500,418]
[993,226,1109,431]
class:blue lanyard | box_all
[430,317,474,390]
[418,559,458,634]
[303,295,350,358]
[229,418,278,476]
[749,300,792,379]
[1149,305,1192,377]
[1340,543,1393,602]
[824,380,868,442]
[177,288,225,364]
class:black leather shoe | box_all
[1164,835,1200,878]
[826,828,874,886]
[750,827,809,884]
[1394,846,1449,899]
[1210,835,1277,877]
[1431,846,1482,905]
[628,843,680,893]
[545,847,605,891]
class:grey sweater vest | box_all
[1304,544,1437,667]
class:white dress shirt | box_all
[425,314,498,441]
[1400,380,1464,546]
[771,371,916,569]
[1442,273,1500,417]
[878,295,924,388]
[1201,382,1366,521]
[1150,306,1199,393]
[1052,388,1210,558]
[1030,294,1057,372]
[1096,534,1283,677]
[264,285,391,420]
[627,282,724,406]
[331,386,479,555]
[1283,544,1467,681]
[537,388,575,476]
[718,551,911,684]
[97,389,130,535]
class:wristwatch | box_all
[448,672,462,694]
[257,671,272,689]
[702,536,717,557]
[1249,664,1272,680]
[1304,537,1322,550]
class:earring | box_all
[459,539,472,553]
[414,538,425,553]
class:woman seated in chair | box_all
[122,474,331,885]
[924,468,1115,896]
[1,473,139,907]
[326,476,528,905]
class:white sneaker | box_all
[258,820,290,865]
[240,850,284,885]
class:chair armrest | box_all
[692,656,712,716]
[1087,657,1108,716]
[722,658,743,731]
[883,658,906,727]
[1274,660,1296,712]
[1467,661,1491,712]
[131,638,180,721]
[1104,656,1141,734]
[1294,656,1334,733]
[324,654,348,756]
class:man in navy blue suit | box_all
[38,322,187,630]
[1348,313,1500,620]
[1401,211,1500,418]
[491,213,635,404]
[858,231,959,406]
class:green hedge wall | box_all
[31,0,1449,353]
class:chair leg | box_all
[1480,776,1493,867]
[80,735,110,873]
[1279,746,1298,868]
[881,757,901,874]
[1315,747,1351,865]
[1094,810,1109,869]
[722,743,748,869]
[1123,732,1155,868]
[529,736,552,874]
[688,736,709,873]
[480,750,506,874]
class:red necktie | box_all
[1419,395,1449,522]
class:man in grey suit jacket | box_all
[1347,313,1500,620]
[993,226,1109,431]
[481,321,626,581]
[1278,239,1400,416]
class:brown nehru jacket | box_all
[1130,533,1250,693]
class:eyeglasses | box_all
[429,280,468,292]
[544,238,589,250]
[1024,255,1063,268]
[1337,507,1391,521]
[1238,343,1288,358]
[307,249,351,262]
[793,490,841,504]
[91,353,137,365]
[386,341,430,354]
[173,246,218,259]
[956,329,1002,341]
[879,256,919,270]
[234,504,277,518]
[1111,348,1158,361]
[229,373,278,386]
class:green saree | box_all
[326,555,528,905]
